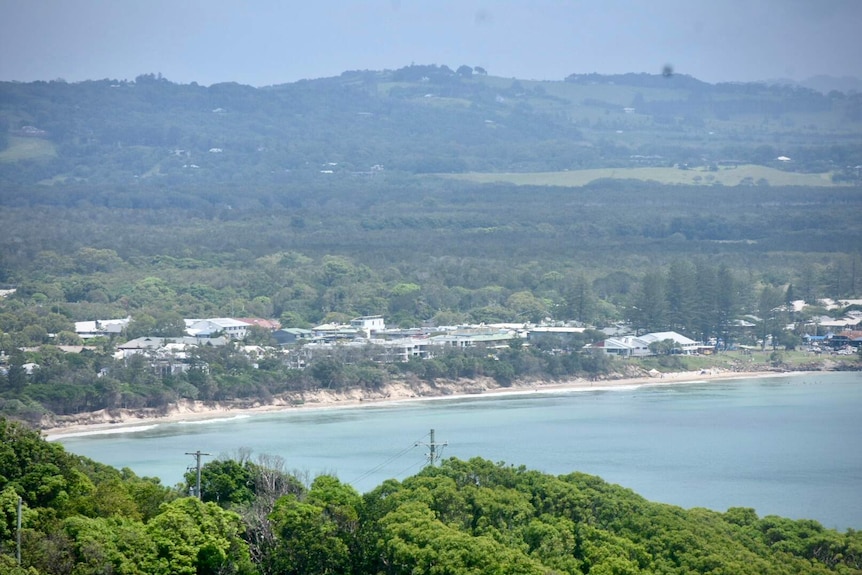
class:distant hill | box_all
[1,65,860,186]
[800,75,862,94]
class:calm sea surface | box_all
[55,372,862,530]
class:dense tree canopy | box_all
[3,422,860,574]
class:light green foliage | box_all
[185,459,255,508]
[70,478,142,521]
[0,419,94,513]
[506,291,549,324]
[305,475,362,530]
[0,485,35,542]
[0,553,40,574]
[146,497,255,575]
[2,424,862,574]
[268,494,350,575]
[265,475,362,575]
[61,515,156,575]
[73,248,123,274]
[359,458,862,575]
[376,501,548,575]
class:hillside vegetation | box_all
[2,419,861,574]
[1,66,861,185]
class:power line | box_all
[16,496,21,565]
[351,432,427,485]
[392,458,426,478]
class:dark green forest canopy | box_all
[1,177,859,313]
[1,67,860,302]
[2,419,861,574]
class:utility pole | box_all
[16,496,21,566]
[185,450,211,499]
[416,428,447,467]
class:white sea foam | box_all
[46,424,160,441]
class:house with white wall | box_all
[75,317,130,339]
[595,331,699,356]
[638,331,699,354]
[186,318,252,339]
[350,315,386,335]
[595,336,652,357]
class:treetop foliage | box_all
[2,420,860,574]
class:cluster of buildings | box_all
[588,331,706,357]
[63,301,862,377]
[71,315,591,375]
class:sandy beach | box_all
[42,368,788,440]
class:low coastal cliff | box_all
[40,359,859,437]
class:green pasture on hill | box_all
[443,164,842,187]
[0,135,57,162]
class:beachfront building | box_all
[594,331,700,357]
[638,331,699,354]
[594,336,652,357]
[428,326,519,350]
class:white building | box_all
[350,315,386,335]
[186,318,252,339]
[597,331,699,356]
[638,331,699,354]
[74,318,131,339]
[598,336,652,357]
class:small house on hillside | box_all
[186,318,252,339]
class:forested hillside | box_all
[2,419,861,574]
[2,66,862,184]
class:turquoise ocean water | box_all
[55,372,862,530]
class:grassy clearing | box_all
[443,164,842,187]
[0,136,57,162]
[633,349,858,374]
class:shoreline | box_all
[43,368,793,440]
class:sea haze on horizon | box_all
[56,372,862,531]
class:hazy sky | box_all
[1,0,860,86]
